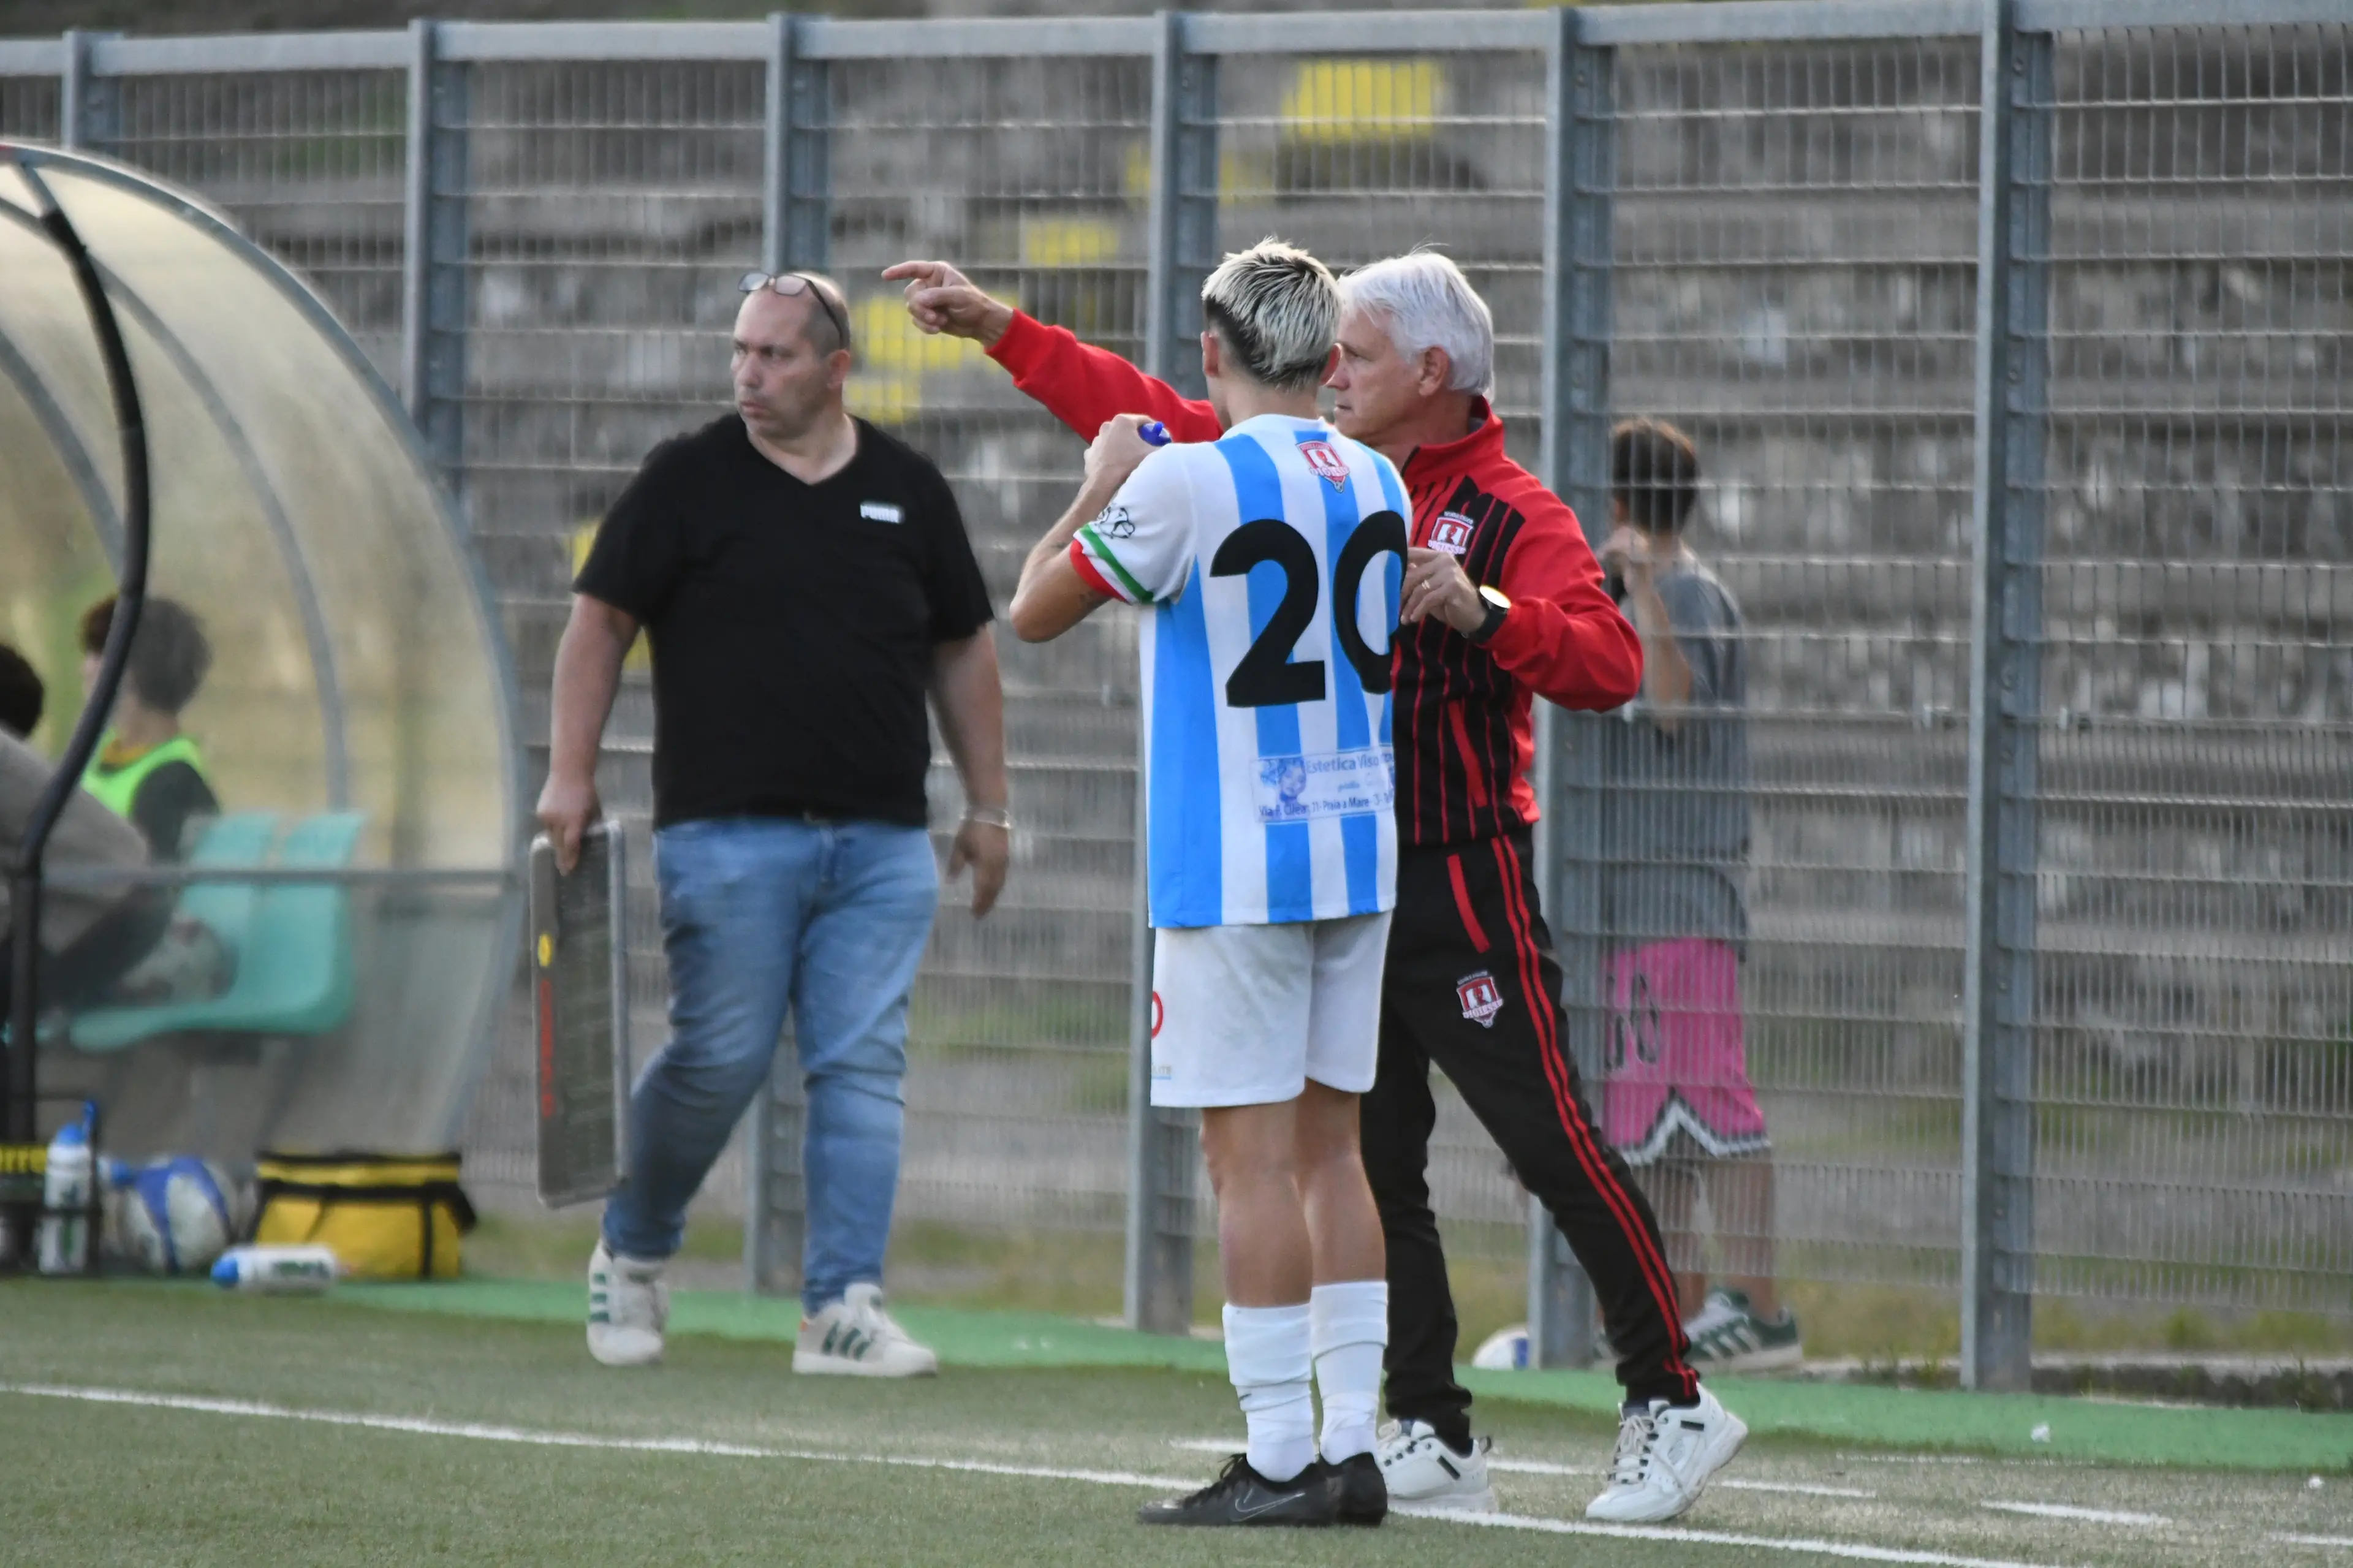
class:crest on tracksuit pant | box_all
[1457,971,1505,1028]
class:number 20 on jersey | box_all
[1209,510,1408,708]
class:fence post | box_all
[1961,0,2050,1394]
[1528,4,1613,1371]
[746,11,832,1298]
[59,30,119,152]
[1143,10,1216,403]
[1123,9,1216,1336]
[400,18,467,504]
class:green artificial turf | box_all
[8,1279,2353,1568]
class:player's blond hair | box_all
[1200,238,1339,394]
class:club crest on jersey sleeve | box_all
[1457,970,1504,1028]
[1299,438,1350,491]
[1429,511,1475,556]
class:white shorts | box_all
[1149,911,1393,1108]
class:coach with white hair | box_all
[889,249,1745,1524]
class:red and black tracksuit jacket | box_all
[993,313,1703,1417]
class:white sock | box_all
[1223,1301,1316,1483]
[1309,1280,1388,1463]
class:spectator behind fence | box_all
[0,645,172,1026]
[1596,417,1798,1373]
[79,596,220,862]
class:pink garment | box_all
[1601,937,1768,1165]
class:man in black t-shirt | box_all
[539,270,1009,1379]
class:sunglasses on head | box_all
[738,270,851,352]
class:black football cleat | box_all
[1136,1453,1339,1527]
[1327,1452,1389,1526]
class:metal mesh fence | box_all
[2029,23,2353,1314]
[2,6,2347,1346]
[99,70,407,380]
[1597,37,1982,1299]
[0,69,58,143]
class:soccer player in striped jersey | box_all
[1010,240,1406,1529]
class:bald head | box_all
[738,273,851,355]
[732,278,853,445]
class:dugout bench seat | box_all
[66,810,365,1053]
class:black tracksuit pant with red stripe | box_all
[1366,830,1698,1444]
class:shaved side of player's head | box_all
[1200,238,1340,395]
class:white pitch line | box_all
[2271,1533,2353,1548]
[9,1384,2075,1568]
[1980,1501,2168,1526]
[1181,1437,1877,1498]
[0,1383,1196,1490]
[1484,1457,1877,1499]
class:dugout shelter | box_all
[0,143,521,1160]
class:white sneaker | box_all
[793,1282,939,1378]
[586,1241,669,1368]
[1585,1384,1746,1524]
[1374,1418,1499,1515]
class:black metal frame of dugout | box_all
[1,144,147,1273]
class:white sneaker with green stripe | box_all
[586,1241,669,1368]
[794,1282,939,1378]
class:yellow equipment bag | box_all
[252,1151,477,1280]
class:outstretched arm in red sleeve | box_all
[989,312,1222,444]
[884,257,1221,444]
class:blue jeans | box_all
[602,817,939,1312]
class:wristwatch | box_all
[1468,584,1512,644]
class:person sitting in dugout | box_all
[0,644,172,1026]
[78,594,219,862]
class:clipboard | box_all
[529,820,631,1208]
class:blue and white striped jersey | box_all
[1070,414,1408,928]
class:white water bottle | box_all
[211,1244,339,1294]
[36,1110,94,1275]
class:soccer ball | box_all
[1471,1323,1532,1371]
[102,1157,252,1275]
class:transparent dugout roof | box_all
[1,145,521,1156]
